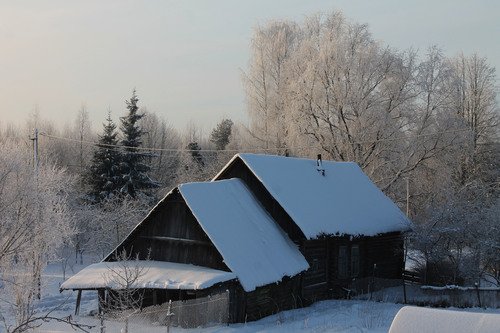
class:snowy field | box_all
[2,259,499,333]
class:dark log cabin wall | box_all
[109,190,228,272]
[303,232,404,299]
[228,276,303,323]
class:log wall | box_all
[110,190,228,271]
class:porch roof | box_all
[60,260,236,291]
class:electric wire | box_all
[38,126,486,153]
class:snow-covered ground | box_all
[2,258,499,333]
[37,298,403,333]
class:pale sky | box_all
[0,0,498,133]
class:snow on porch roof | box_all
[178,178,309,292]
[60,260,236,291]
[215,154,411,239]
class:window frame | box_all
[338,245,348,279]
[351,244,360,277]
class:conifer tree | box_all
[187,141,204,167]
[210,118,233,150]
[119,89,158,198]
[87,112,122,201]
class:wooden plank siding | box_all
[363,232,404,279]
[301,239,329,303]
[230,276,302,322]
[301,233,404,300]
[109,190,229,272]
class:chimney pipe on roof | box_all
[317,154,325,176]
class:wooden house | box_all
[62,154,411,322]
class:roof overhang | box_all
[60,260,236,291]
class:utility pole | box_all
[406,177,410,217]
[403,177,410,304]
[30,128,39,175]
[30,128,42,298]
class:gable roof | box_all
[214,154,411,239]
[178,178,309,292]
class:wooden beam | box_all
[139,236,211,246]
[98,289,105,314]
[75,290,82,315]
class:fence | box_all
[349,277,500,308]
[102,290,230,332]
[419,285,500,308]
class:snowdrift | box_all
[389,306,500,333]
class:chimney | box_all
[317,154,325,176]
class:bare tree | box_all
[140,110,181,189]
[74,104,93,187]
[103,250,150,333]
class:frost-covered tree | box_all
[411,179,499,285]
[0,143,75,329]
[175,122,225,183]
[241,11,499,288]
[119,90,158,198]
[86,112,122,202]
[243,12,498,201]
[140,111,181,189]
[448,53,499,186]
[243,21,298,153]
[409,51,499,283]
[74,105,93,184]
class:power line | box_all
[39,126,484,153]
[39,132,279,153]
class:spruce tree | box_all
[119,89,158,198]
[87,112,122,201]
[210,118,233,150]
[187,142,205,167]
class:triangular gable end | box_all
[104,188,229,273]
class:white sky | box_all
[0,0,498,133]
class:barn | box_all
[61,153,411,322]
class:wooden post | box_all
[100,313,105,333]
[226,289,230,325]
[475,282,482,308]
[402,235,408,304]
[166,300,173,333]
[75,290,82,315]
[406,177,410,217]
[402,271,407,304]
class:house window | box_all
[351,245,360,277]
[311,258,320,271]
[338,246,348,279]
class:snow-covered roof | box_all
[60,260,236,291]
[215,154,411,238]
[178,178,309,292]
